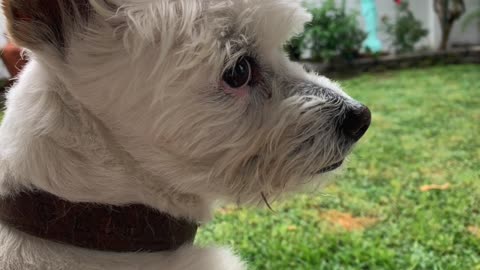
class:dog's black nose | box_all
[340,105,371,142]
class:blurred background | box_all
[304,0,480,51]
[0,1,479,269]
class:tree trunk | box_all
[434,0,466,50]
[439,24,452,51]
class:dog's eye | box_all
[222,57,252,89]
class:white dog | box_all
[0,0,371,269]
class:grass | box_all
[196,65,480,269]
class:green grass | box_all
[196,65,480,269]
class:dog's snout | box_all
[340,105,371,142]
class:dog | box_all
[0,0,371,269]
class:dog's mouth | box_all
[315,160,344,174]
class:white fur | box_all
[0,0,364,269]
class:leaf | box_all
[468,226,480,238]
[419,183,451,192]
[287,225,298,232]
[320,210,378,231]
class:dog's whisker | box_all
[261,192,275,212]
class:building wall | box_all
[0,12,10,79]
[305,0,480,51]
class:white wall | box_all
[305,0,480,51]
[0,11,10,79]
[438,0,480,46]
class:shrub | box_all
[284,35,304,61]
[285,0,366,63]
[382,1,428,54]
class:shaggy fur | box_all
[0,0,369,269]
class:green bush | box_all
[382,1,428,54]
[285,0,366,63]
[284,35,304,61]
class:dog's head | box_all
[4,0,370,203]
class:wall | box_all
[0,12,10,79]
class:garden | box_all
[285,0,479,77]
[196,1,480,269]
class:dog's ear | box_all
[2,0,90,50]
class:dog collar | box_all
[0,190,198,252]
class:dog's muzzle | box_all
[295,83,372,143]
[310,105,370,174]
[292,82,372,174]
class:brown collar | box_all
[0,190,198,252]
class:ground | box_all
[196,64,480,270]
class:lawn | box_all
[196,64,480,269]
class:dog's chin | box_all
[314,160,344,175]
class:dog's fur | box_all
[0,0,368,269]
